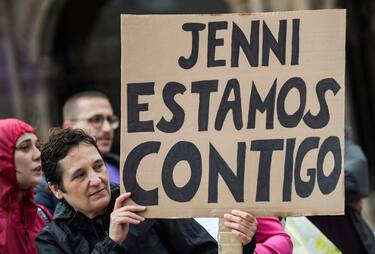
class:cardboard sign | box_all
[120,9,346,218]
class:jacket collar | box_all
[53,184,156,236]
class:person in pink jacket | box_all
[0,119,51,254]
[255,217,293,253]
[196,215,292,254]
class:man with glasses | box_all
[62,91,120,183]
[35,91,121,214]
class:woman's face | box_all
[14,133,42,189]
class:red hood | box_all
[0,118,36,208]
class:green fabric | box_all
[285,217,341,254]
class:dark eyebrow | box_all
[17,137,39,146]
[71,168,84,180]
[19,139,32,145]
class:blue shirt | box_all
[105,161,120,184]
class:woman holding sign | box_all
[36,128,257,253]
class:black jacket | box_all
[308,133,375,254]
[36,185,255,254]
[103,153,120,169]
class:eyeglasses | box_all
[70,114,119,130]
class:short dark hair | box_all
[41,128,101,191]
[63,91,109,121]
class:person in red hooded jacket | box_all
[0,118,51,254]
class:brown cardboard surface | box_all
[218,219,241,254]
[120,9,346,218]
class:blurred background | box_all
[0,0,374,230]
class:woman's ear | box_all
[48,182,63,200]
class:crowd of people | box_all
[0,91,374,254]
